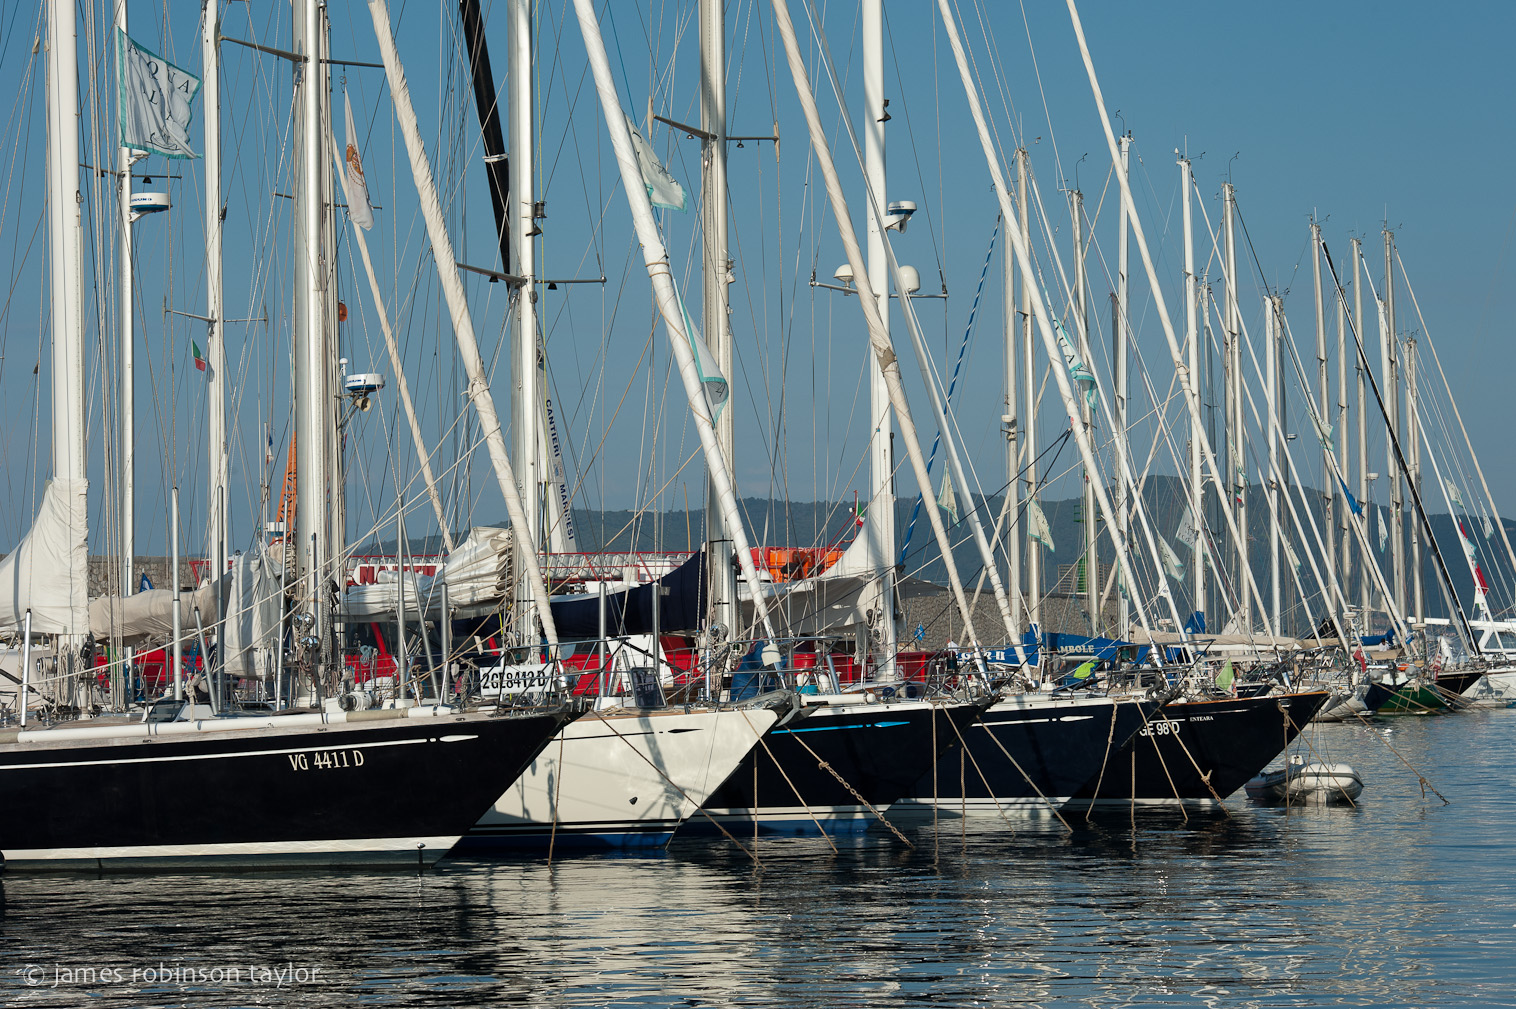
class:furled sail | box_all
[0,477,88,636]
[87,582,221,643]
[221,550,281,677]
[340,526,513,618]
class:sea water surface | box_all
[2,709,1514,1007]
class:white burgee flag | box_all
[117,30,200,158]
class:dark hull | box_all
[896,695,1160,816]
[686,699,985,835]
[0,708,572,870]
[1067,691,1331,805]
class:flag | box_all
[1310,413,1334,453]
[1215,660,1235,691]
[1457,521,1478,564]
[1028,499,1054,552]
[1176,506,1199,551]
[1053,319,1098,410]
[342,90,375,230]
[624,113,686,211]
[1484,515,1495,539]
[139,572,153,592]
[669,277,727,420]
[1378,509,1388,552]
[1444,479,1464,510]
[853,504,866,529]
[192,341,207,373]
[937,469,959,524]
[1338,475,1363,517]
[116,30,201,159]
[1160,536,1185,581]
[1283,536,1301,577]
[1457,522,1491,616]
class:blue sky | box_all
[0,0,1510,561]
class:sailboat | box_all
[0,0,574,870]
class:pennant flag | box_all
[1053,319,1098,410]
[1483,515,1495,539]
[1310,413,1334,453]
[1160,536,1185,581]
[116,30,201,159]
[1215,660,1235,691]
[937,469,959,524]
[1028,499,1055,552]
[624,113,686,211]
[192,341,207,373]
[668,277,727,420]
[1176,506,1199,551]
[1283,536,1302,576]
[1457,521,1478,564]
[1338,475,1363,517]
[139,571,153,592]
[1457,521,1490,616]
[1378,509,1389,552]
[342,89,375,230]
[1444,479,1464,510]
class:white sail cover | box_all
[221,551,281,677]
[340,526,513,618]
[88,581,220,643]
[0,477,88,635]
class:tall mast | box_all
[204,0,227,593]
[508,0,542,640]
[1335,227,1352,621]
[116,0,134,597]
[1407,331,1423,621]
[1002,202,1021,638]
[1071,186,1096,633]
[1181,157,1202,624]
[1266,295,1281,632]
[1353,238,1368,618]
[1312,222,1336,610]
[507,0,543,573]
[47,0,86,659]
[47,0,85,492]
[293,0,333,661]
[1113,134,1130,639]
[700,0,736,644]
[1382,229,1405,619]
[1222,181,1245,631]
[1018,147,1038,630]
[862,0,897,673]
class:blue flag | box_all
[1338,476,1363,517]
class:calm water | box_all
[3,710,1515,1007]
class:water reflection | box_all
[0,716,1512,1006]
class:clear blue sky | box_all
[0,0,1510,558]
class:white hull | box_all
[466,706,777,847]
[1313,685,1371,723]
[1458,667,1516,708]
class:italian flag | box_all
[192,341,207,373]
